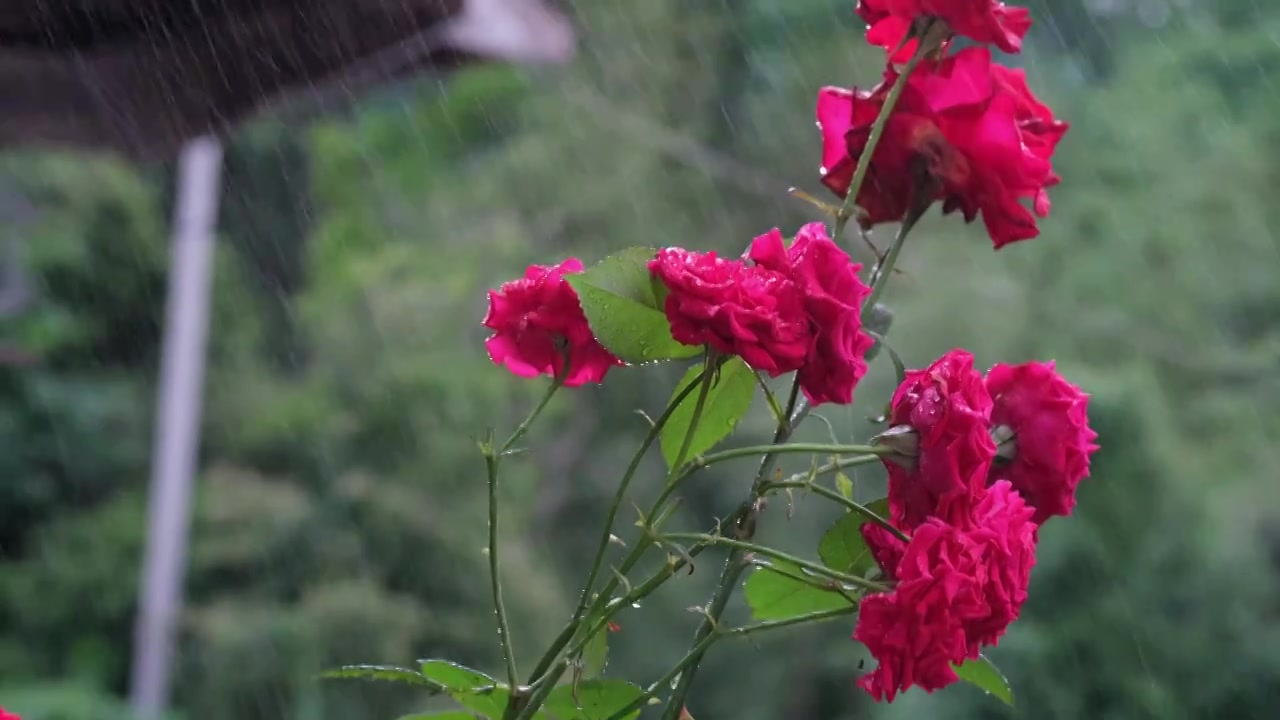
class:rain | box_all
[2,1,1278,719]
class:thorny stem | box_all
[657,374,806,720]
[560,368,710,649]
[482,377,564,718]
[558,508,747,663]
[515,357,721,720]
[832,50,927,239]
[661,533,890,593]
[500,377,564,455]
[763,478,908,542]
[680,442,889,478]
[665,353,721,486]
[606,607,860,720]
[862,210,921,314]
[726,605,858,636]
[753,371,786,426]
[486,454,520,698]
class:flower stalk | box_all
[486,377,563,713]
[833,49,927,239]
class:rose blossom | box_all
[648,247,811,375]
[861,522,908,581]
[959,480,1039,649]
[854,480,1037,701]
[882,348,996,529]
[986,360,1099,525]
[746,223,875,405]
[0,708,19,720]
[483,258,623,386]
[816,46,1068,248]
[855,0,1033,60]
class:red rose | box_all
[856,0,1032,58]
[861,522,908,581]
[958,480,1038,649]
[483,258,624,387]
[649,247,811,375]
[854,521,971,702]
[816,46,1068,248]
[747,224,875,405]
[0,708,20,720]
[854,480,1037,702]
[884,348,996,529]
[986,360,1099,525]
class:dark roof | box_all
[0,0,574,159]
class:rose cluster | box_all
[820,0,1068,247]
[482,222,877,407]
[649,223,875,405]
[855,348,1098,701]
[474,0,1089,708]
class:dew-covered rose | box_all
[483,258,623,386]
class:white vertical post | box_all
[130,135,224,720]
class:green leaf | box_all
[418,660,507,718]
[566,247,700,364]
[544,679,647,720]
[743,560,854,621]
[419,660,500,692]
[834,471,854,500]
[660,357,756,470]
[397,714,484,720]
[864,497,890,522]
[817,513,877,577]
[953,655,1014,706]
[581,624,609,680]
[321,665,444,690]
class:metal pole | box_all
[130,135,224,720]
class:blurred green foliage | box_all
[3,0,1279,719]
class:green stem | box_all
[604,606,857,720]
[753,371,786,426]
[763,478,907,542]
[513,663,567,720]
[485,449,520,702]
[656,375,804,720]
[661,533,889,593]
[517,357,720,719]
[683,442,888,477]
[862,211,920,314]
[483,378,563,718]
[556,505,749,669]
[832,51,927,239]
[501,378,564,454]
[664,354,719,486]
[726,605,858,636]
[745,557,858,601]
[560,368,709,644]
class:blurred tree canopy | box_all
[2,1,1279,719]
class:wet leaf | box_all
[581,624,609,679]
[743,559,854,621]
[418,660,507,718]
[566,248,699,364]
[322,664,444,690]
[818,513,877,577]
[953,654,1014,706]
[543,679,646,720]
[660,357,756,470]
[864,497,890,522]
